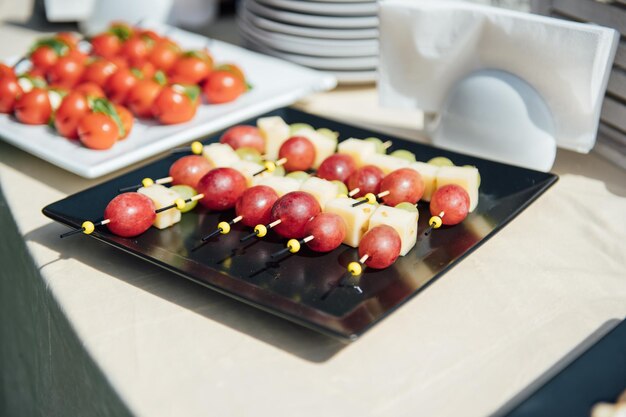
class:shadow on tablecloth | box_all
[22,220,347,363]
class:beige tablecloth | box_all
[1,7,626,417]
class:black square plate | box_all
[42,107,558,341]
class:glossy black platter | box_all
[43,107,558,341]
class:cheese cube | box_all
[368,205,418,256]
[253,176,300,197]
[324,198,376,247]
[257,116,290,160]
[337,138,377,167]
[299,177,340,209]
[137,184,181,229]
[202,143,240,168]
[408,162,439,202]
[232,160,264,186]
[292,128,337,169]
[365,153,410,175]
[435,165,480,212]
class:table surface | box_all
[1,3,626,417]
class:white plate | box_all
[237,13,378,57]
[240,31,378,70]
[0,24,336,179]
[332,70,377,84]
[255,0,378,16]
[244,0,378,29]
[239,5,379,39]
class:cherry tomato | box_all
[104,68,139,104]
[114,104,133,139]
[138,29,161,43]
[0,77,23,113]
[66,49,89,65]
[119,35,151,67]
[74,82,105,98]
[135,61,156,80]
[46,56,83,89]
[78,112,119,150]
[215,63,246,83]
[91,32,122,59]
[0,63,15,80]
[169,52,212,84]
[54,92,89,139]
[203,70,246,104]
[126,79,162,118]
[148,41,180,72]
[14,88,51,124]
[151,84,198,124]
[30,46,58,71]
[55,32,80,49]
[81,59,117,87]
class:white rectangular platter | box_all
[0,23,336,178]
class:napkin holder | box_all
[378,0,619,172]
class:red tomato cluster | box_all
[0,22,250,150]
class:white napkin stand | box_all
[429,69,556,171]
[378,0,619,172]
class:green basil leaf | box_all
[108,25,132,41]
[30,38,69,57]
[182,85,200,103]
[154,70,167,86]
[92,98,125,137]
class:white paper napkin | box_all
[378,0,618,155]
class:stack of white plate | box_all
[236,0,379,84]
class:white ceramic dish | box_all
[255,0,378,16]
[240,29,378,70]
[239,5,379,40]
[237,12,378,57]
[244,0,378,29]
[0,24,336,179]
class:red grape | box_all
[235,185,279,227]
[303,213,346,252]
[347,165,384,197]
[316,154,356,184]
[197,167,247,211]
[270,191,321,239]
[104,192,156,237]
[220,125,265,153]
[169,155,212,188]
[278,136,316,172]
[430,184,470,225]
[380,168,425,206]
[358,225,401,269]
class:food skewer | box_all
[194,185,278,249]
[351,168,424,208]
[420,184,470,238]
[59,191,202,238]
[270,212,346,260]
[171,140,204,154]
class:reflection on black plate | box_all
[501,318,626,417]
[42,107,557,341]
